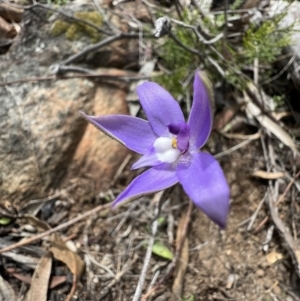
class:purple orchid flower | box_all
[80,72,230,228]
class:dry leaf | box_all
[50,233,85,278]
[50,233,85,301]
[243,0,260,9]
[23,214,51,231]
[266,252,283,265]
[23,215,85,277]
[22,213,85,300]
[274,111,292,121]
[252,170,285,180]
[245,84,297,152]
[213,105,242,131]
[222,131,261,140]
[179,0,191,7]
[20,200,52,217]
[0,274,17,301]
[6,268,32,285]
[27,254,52,301]
[6,268,66,289]
[49,276,67,289]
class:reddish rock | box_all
[66,78,129,199]
[0,16,17,39]
[0,2,23,23]
[0,4,131,203]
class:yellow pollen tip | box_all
[172,138,178,149]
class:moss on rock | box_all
[51,11,103,43]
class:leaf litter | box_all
[1,1,300,300]
[1,132,300,301]
[25,254,52,301]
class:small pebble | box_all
[226,249,232,255]
[256,269,265,277]
[94,244,101,252]
[65,240,77,253]
[226,274,239,289]
[273,285,281,295]
[55,200,67,207]
[264,279,273,289]
[23,224,37,233]
[41,200,56,219]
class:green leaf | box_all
[157,216,165,226]
[152,242,173,260]
[0,217,12,226]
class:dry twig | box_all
[132,191,163,301]
[275,170,300,206]
[0,73,148,87]
[0,203,112,254]
[142,200,193,300]
[260,136,300,277]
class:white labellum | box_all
[153,137,181,163]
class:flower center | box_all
[153,122,190,164]
[171,137,178,149]
[153,137,181,163]
[168,122,190,152]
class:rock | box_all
[225,274,239,289]
[0,6,130,203]
[64,73,130,199]
[0,78,95,201]
[0,2,21,54]
[114,1,151,23]
[0,2,23,23]
[0,16,17,39]
[0,79,94,198]
[256,269,265,277]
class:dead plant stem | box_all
[58,33,141,67]
[0,73,148,87]
[132,193,161,301]
[275,170,300,206]
[0,203,112,254]
[142,200,193,300]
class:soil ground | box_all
[1,3,299,299]
[2,121,298,301]
[58,140,297,301]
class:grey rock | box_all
[0,6,129,202]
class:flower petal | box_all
[168,122,190,152]
[176,124,190,152]
[113,164,178,207]
[80,112,157,154]
[188,72,213,150]
[137,82,185,136]
[176,152,230,228]
[168,122,185,135]
[131,146,162,169]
